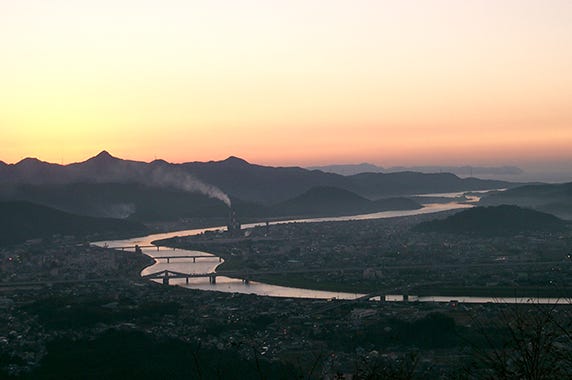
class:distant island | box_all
[413,205,568,236]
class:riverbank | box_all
[153,209,572,300]
[216,263,572,299]
[4,248,571,378]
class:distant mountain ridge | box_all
[164,157,513,203]
[0,152,514,199]
[309,163,524,177]
[414,205,567,236]
[0,151,516,221]
[307,163,383,176]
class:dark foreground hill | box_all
[413,205,567,236]
[271,186,421,217]
[0,183,421,222]
[0,201,149,246]
[1,183,235,221]
[25,329,296,380]
[479,182,572,220]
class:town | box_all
[159,211,572,298]
[1,212,571,378]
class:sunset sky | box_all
[1,1,571,168]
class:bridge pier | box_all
[209,275,217,284]
[166,258,170,263]
[162,275,170,285]
[185,277,189,285]
[242,278,249,284]
[193,257,196,263]
[219,257,222,262]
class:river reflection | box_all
[95,202,471,300]
[99,201,471,249]
[93,195,569,304]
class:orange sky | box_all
[1,1,571,167]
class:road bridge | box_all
[143,270,222,285]
[109,245,164,251]
[142,267,362,285]
[153,255,222,263]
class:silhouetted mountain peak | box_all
[92,150,117,161]
[220,156,250,166]
[80,151,122,169]
[150,159,170,166]
[15,157,54,168]
[17,157,41,165]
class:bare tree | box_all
[468,301,572,380]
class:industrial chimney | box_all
[227,207,241,235]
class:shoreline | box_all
[153,234,572,301]
[99,193,571,303]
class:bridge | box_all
[153,255,222,263]
[143,269,223,285]
[142,267,360,285]
[105,245,220,263]
[141,268,436,306]
[306,282,444,316]
[110,245,165,251]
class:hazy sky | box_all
[1,0,571,167]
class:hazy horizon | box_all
[3,150,571,183]
[1,1,571,168]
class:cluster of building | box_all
[177,211,572,295]
[0,239,151,284]
[0,272,486,377]
[1,211,571,377]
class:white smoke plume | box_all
[101,203,137,219]
[147,167,231,207]
[82,157,232,207]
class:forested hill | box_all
[413,205,567,236]
[270,186,421,217]
[479,182,572,220]
[0,201,149,246]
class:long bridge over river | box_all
[142,267,362,285]
[141,268,443,303]
[116,244,572,302]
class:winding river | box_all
[93,190,570,304]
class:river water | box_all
[93,192,570,304]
